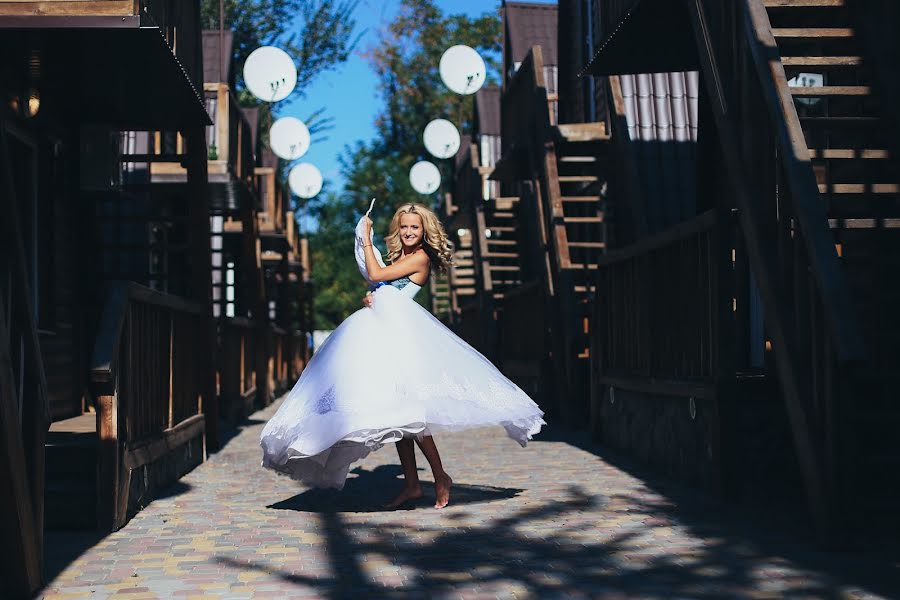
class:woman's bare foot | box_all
[434,473,452,509]
[384,485,423,509]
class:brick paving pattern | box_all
[40,397,899,599]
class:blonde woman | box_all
[260,202,544,509]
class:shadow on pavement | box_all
[268,464,524,513]
[218,479,900,599]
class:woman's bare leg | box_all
[385,437,423,508]
[414,435,452,509]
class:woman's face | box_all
[399,212,424,248]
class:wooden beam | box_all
[124,414,205,470]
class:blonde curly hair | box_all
[385,203,452,273]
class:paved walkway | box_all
[40,398,898,599]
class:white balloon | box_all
[423,118,461,159]
[269,117,310,160]
[289,163,323,199]
[243,46,297,102]
[439,45,486,95]
[409,161,441,195]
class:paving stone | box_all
[38,396,900,599]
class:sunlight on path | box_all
[39,397,896,599]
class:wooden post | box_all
[184,126,219,451]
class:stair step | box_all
[559,175,599,183]
[564,216,605,224]
[818,183,899,194]
[772,28,854,40]
[486,239,518,246]
[828,218,900,229]
[790,86,870,96]
[783,55,862,67]
[491,211,515,218]
[568,241,607,248]
[800,116,880,128]
[809,149,888,159]
[568,263,600,270]
[562,196,601,203]
[488,265,521,272]
[484,251,520,258]
[488,226,516,232]
[765,0,845,6]
[559,156,597,163]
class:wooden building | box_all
[443,0,900,543]
[0,5,311,594]
[0,1,212,594]
[443,0,611,416]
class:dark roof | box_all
[202,29,234,84]
[503,2,558,66]
[580,0,697,76]
[261,147,279,170]
[455,134,472,170]
[475,86,501,136]
[243,107,259,150]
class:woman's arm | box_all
[362,217,428,282]
[363,241,427,282]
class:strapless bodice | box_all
[371,277,422,298]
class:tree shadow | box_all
[215,482,899,598]
[268,464,524,513]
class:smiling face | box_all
[399,212,425,249]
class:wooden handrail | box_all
[742,0,865,364]
[597,210,716,267]
[91,282,203,383]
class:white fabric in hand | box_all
[354,207,386,284]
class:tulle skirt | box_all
[259,284,545,489]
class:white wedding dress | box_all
[259,213,545,489]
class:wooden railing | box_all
[203,83,256,188]
[220,317,257,423]
[270,325,292,396]
[91,282,207,531]
[594,210,724,399]
[683,0,867,540]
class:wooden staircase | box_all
[478,196,524,300]
[549,125,610,418]
[762,0,900,534]
[449,230,478,306]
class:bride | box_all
[259,202,545,509]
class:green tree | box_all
[201,0,360,97]
[201,0,361,139]
[305,0,501,328]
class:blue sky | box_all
[278,0,555,197]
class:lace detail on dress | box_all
[390,276,412,290]
[314,385,336,414]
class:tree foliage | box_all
[304,0,501,329]
[201,0,360,100]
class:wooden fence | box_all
[220,317,257,423]
[593,210,723,399]
[91,282,208,531]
